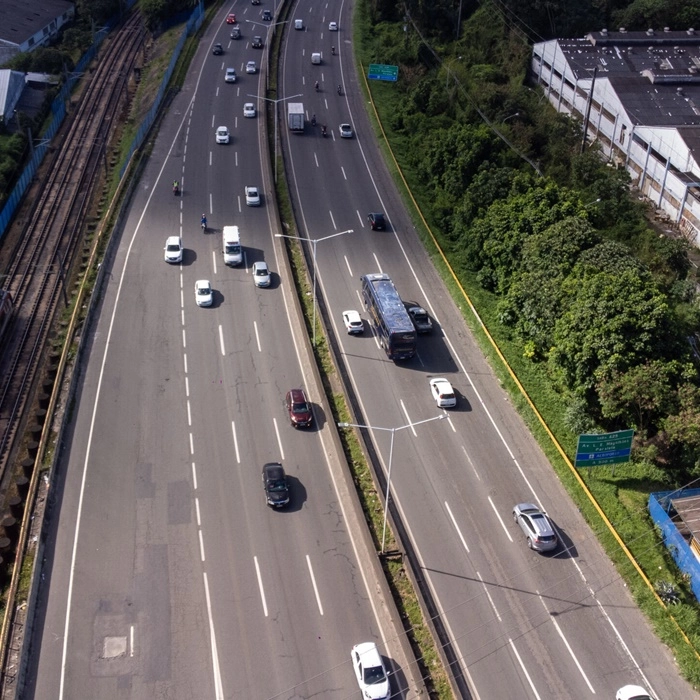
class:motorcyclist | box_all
[321,124,327,137]
[337,84,342,95]
[201,213,207,228]
[311,114,316,126]
[331,46,335,55]
[173,180,179,194]
[315,80,319,92]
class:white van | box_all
[294,19,303,30]
[222,225,242,266]
[311,52,321,65]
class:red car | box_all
[226,13,236,24]
[285,388,313,428]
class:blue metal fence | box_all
[649,488,700,602]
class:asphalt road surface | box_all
[281,1,700,699]
[25,5,418,700]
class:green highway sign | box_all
[575,429,634,467]
[368,64,398,82]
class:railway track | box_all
[0,11,146,695]
[0,11,145,490]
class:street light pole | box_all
[249,92,302,183]
[338,414,447,554]
[275,229,353,345]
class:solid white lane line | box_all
[231,421,240,464]
[341,166,347,180]
[373,253,382,272]
[477,571,501,622]
[253,321,261,352]
[306,555,324,615]
[462,445,480,480]
[212,249,217,275]
[189,433,194,456]
[446,415,456,432]
[509,638,542,700]
[356,209,364,228]
[235,150,238,167]
[211,114,215,128]
[182,328,186,348]
[181,307,185,326]
[209,151,212,166]
[209,192,213,214]
[488,496,513,542]
[254,556,268,616]
[202,572,225,700]
[355,289,363,306]
[195,497,201,527]
[183,353,188,375]
[187,400,192,426]
[400,400,417,436]
[185,376,189,397]
[445,501,470,553]
[191,462,197,490]
[329,210,336,229]
[273,418,285,460]
[314,152,319,168]
[199,530,205,561]
[538,591,595,693]
[219,324,225,355]
[345,255,353,277]
[130,625,134,657]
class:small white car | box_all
[194,280,213,307]
[615,686,653,700]
[294,18,303,30]
[329,21,338,31]
[429,377,456,408]
[342,310,363,334]
[245,186,261,206]
[243,102,256,117]
[252,261,271,287]
[215,126,230,144]
[351,643,389,700]
[339,123,353,138]
[225,67,236,82]
[246,60,257,74]
[164,236,183,264]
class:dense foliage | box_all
[365,1,700,479]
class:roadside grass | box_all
[353,0,700,685]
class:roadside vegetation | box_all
[356,0,700,685]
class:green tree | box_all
[548,269,672,394]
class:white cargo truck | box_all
[287,103,304,132]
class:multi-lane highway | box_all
[25,5,420,699]
[282,1,699,699]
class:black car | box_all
[407,305,433,334]
[251,35,263,49]
[212,43,223,55]
[262,9,272,20]
[367,212,386,230]
[262,463,290,508]
[251,0,260,4]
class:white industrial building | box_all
[0,0,75,63]
[532,28,700,247]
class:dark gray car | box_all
[262,463,290,508]
[407,305,433,334]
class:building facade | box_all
[532,28,700,247]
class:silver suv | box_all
[512,503,558,552]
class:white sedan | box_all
[429,377,457,408]
[246,60,257,74]
[339,123,353,138]
[163,236,183,264]
[215,126,229,144]
[225,67,236,82]
[342,310,363,334]
[245,186,261,206]
[194,280,213,307]
[252,261,271,287]
[351,643,389,700]
[243,102,256,117]
[329,21,338,31]
[616,686,653,700]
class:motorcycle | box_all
[321,125,327,137]
[173,182,180,196]
[201,217,207,230]
[331,46,335,55]
[337,84,342,96]
[315,81,320,92]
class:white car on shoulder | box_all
[342,310,363,334]
[245,186,261,206]
[243,102,256,117]
[351,642,389,700]
[194,280,213,307]
[215,126,230,144]
[429,377,456,408]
